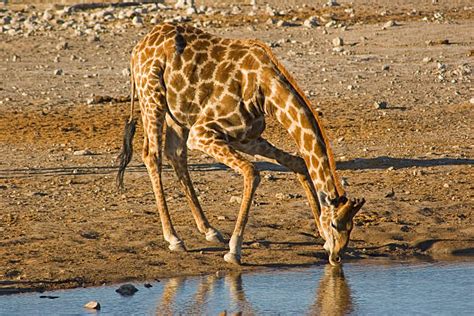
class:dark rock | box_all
[116,284,138,296]
[80,231,100,239]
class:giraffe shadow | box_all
[1,157,471,179]
[337,156,474,171]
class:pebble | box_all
[332,37,343,47]
[87,34,100,43]
[73,149,93,156]
[382,20,397,29]
[423,57,433,63]
[470,97,474,105]
[303,16,319,28]
[275,193,286,200]
[122,68,131,77]
[374,101,388,109]
[132,16,144,27]
[56,41,69,50]
[84,301,101,310]
[53,69,63,76]
[229,196,242,204]
[116,284,138,296]
[382,64,390,71]
[217,215,228,221]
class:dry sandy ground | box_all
[0,1,473,292]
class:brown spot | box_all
[210,45,227,60]
[215,62,235,83]
[303,132,313,152]
[199,61,216,81]
[193,40,211,51]
[220,95,238,109]
[197,82,214,104]
[170,73,186,92]
[240,54,260,71]
[288,105,298,122]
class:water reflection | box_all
[311,266,353,315]
[154,266,352,315]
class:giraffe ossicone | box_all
[116,23,365,266]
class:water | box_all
[1,261,473,315]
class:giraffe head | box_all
[321,197,365,266]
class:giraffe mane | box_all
[246,39,345,196]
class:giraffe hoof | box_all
[224,252,241,265]
[206,229,225,244]
[168,241,186,252]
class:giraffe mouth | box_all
[329,254,342,266]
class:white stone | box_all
[84,301,101,310]
[332,37,343,46]
[132,16,144,27]
[303,16,318,28]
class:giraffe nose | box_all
[335,256,341,263]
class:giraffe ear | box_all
[334,198,365,225]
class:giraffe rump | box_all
[116,118,137,190]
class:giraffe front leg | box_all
[164,116,224,244]
[188,127,260,265]
[235,138,324,237]
[142,110,185,252]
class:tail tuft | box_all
[116,118,137,191]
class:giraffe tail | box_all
[116,63,138,191]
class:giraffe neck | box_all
[262,76,345,209]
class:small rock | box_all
[332,37,343,47]
[385,189,395,198]
[229,196,242,204]
[122,68,131,77]
[275,193,286,200]
[185,7,197,15]
[374,101,388,109]
[132,16,144,27]
[303,16,319,28]
[53,69,63,76]
[276,20,290,27]
[12,54,20,62]
[382,20,397,29]
[382,64,390,71]
[400,225,410,232]
[56,41,68,50]
[144,283,153,288]
[84,301,101,310]
[443,183,449,188]
[326,0,340,7]
[87,34,100,43]
[422,57,433,63]
[73,149,93,156]
[470,97,474,105]
[264,174,276,181]
[80,230,100,239]
[217,215,228,221]
[116,284,138,296]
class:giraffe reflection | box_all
[156,272,255,315]
[154,267,352,315]
[311,266,353,315]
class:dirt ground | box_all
[1,1,473,292]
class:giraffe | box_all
[117,22,365,266]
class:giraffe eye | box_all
[330,221,337,230]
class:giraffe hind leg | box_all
[139,94,185,252]
[164,115,224,244]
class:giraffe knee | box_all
[243,164,260,187]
